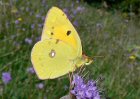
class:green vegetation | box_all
[0,0,140,99]
[85,0,140,13]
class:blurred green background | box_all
[0,0,140,99]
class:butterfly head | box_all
[82,54,93,65]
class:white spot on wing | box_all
[49,49,56,58]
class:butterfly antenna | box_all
[93,56,104,58]
[91,55,105,60]
[69,72,74,90]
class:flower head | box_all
[25,38,32,45]
[76,6,85,12]
[36,83,44,89]
[31,24,35,29]
[72,74,83,85]
[42,16,45,21]
[38,23,43,28]
[73,21,78,27]
[27,67,35,74]
[15,20,19,24]
[63,8,69,15]
[36,14,41,18]
[2,72,12,84]
[36,36,41,42]
[71,74,100,99]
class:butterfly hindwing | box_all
[31,39,77,79]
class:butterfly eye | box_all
[85,58,93,65]
[67,30,71,36]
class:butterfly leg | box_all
[78,64,85,74]
[69,72,77,99]
[68,72,73,90]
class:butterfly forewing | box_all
[41,7,82,57]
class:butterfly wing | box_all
[41,7,82,57]
[31,39,77,79]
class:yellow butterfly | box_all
[31,7,93,80]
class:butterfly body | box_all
[31,7,92,79]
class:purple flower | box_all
[36,36,41,42]
[72,74,83,85]
[25,38,32,45]
[73,21,78,27]
[73,10,78,15]
[15,20,19,24]
[36,83,44,89]
[36,14,41,18]
[41,16,45,21]
[63,8,69,15]
[31,24,35,29]
[73,6,85,15]
[27,67,35,74]
[71,74,100,99]
[38,23,43,28]
[2,72,12,84]
[76,6,85,12]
